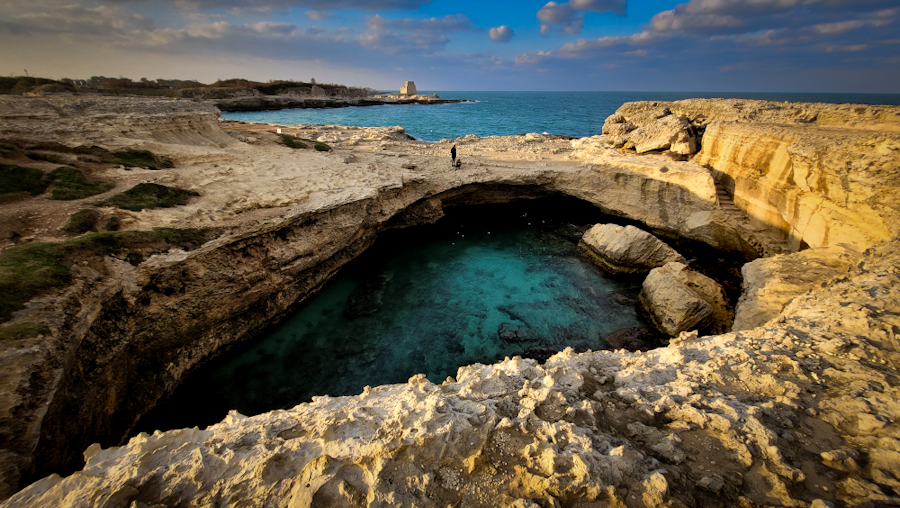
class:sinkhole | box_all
[137,196,742,434]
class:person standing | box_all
[450,145,457,167]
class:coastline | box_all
[210,94,465,112]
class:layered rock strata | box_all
[580,99,900,253]
[0,96,898,507]
[579,223,686,275]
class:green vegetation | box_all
[0,242,71,322]
[0,164,114,202]
[0,164,51,202]
[279,134,309,149]
[278,134,331,152]
[1,140,174,170]
[62,209,103,235]
[0,228,220,322]
[0,77,75,95]
[48,168,114,200]
[100,183,199,211]
[0,322,51,344]
[108,149,174,170]
[24,151,67,164]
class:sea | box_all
[220,90,900,142]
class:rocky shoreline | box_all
[210,94,465,112]
[0,95,898,507]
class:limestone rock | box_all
[733,244,860,331]
[400,81,417,96]
[625,114,697,155]
[639,262,734,335]
[595,98,900,253]
[579,224,685,275]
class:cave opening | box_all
[135,194,744,435]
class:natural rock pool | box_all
[139,199,654,433]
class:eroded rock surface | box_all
[5,240,900,508]
[1,96,899,508]
[733,244,861,331]
[579,223,685,275]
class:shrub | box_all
[110,150,174,170]
[279,134,308,149]
[278,134,331,152]
[48,168,114,200]
[0,164,51,199]
[100,183,199,211]
[62,209,103,235]
[24,151,67,164]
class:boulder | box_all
[579,224,686,275]
[639,262,734,336]
[400,81,417,96]
[625,114,697,155]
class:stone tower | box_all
[400,81,417,96]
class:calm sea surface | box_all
[221,91,900,142]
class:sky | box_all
[1,0,899,92]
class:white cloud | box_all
[359,14,475,55]
[489,25,514,42]
[305,10,332,20]
[536,0,624,35]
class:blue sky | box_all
[1,0,898,92]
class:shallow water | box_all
[139,200,651,432]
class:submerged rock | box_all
[579,223,686,275]
[602,327,665,351]
[639,261,734,336]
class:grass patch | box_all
[278,134,331,152]
[279,134,309,149]
[109,150,174,170]
[0,228,220,322]
[24,151,67,164]
[62,209,103,235]
[0,322,51,344]
[0,164,51,199]
[48,168,114,200]
[0,242,71,322]
[100,183,199,211]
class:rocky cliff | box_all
[0,96,898,507]
[580,99,900,253]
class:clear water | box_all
[139,200,650,432]
[221,90,900,142]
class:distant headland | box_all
[0,75,463,111]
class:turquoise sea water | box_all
[139,200,652,431]
[221,90,900,142]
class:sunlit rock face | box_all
[599,98,900,253]
[578,223,685,275]
[638,261,733,336]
